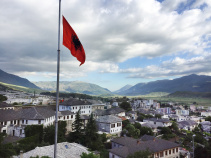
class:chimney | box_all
[137,140,141,144]
[20,150,23,158]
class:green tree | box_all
[205,116,211,122]
[134,122,142,130]
[170,122,179,133]
[159,127,172,135]
[43,125,55,144]
[80,152,99,158]
[122,120,130,128]
[137,115,145,121]
[68,109,83,143]
[72,109,83,133]
[155,114,162,119]
[125,124,140,138]
[85,113,103,150]
[119,101,132,111]
[139,126,153,136]
[127,149,152,158]
[0,94,7,102]
[43,121,67,145]
[58,121,67,143]
[25,125,43,143]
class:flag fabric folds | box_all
[63,16,85,66]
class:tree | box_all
[43,125,55,145]
[58,121,67,143]
[122,120,130,128]
[119,101,132,111]
[125,124,140,138]
[155,114,162,119]
[85,113,103,150]
[68,109,83,143]
[170,121,179,133]
[127,149,152,158]
[43,121,67,145]
[80,152,99,158]
[134,122,142,130]
[0,94,7,102]
[205,116,211,122]
[139,126,153,136]
[25,125,43,143]
[159,127,172,135]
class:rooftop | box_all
[96,115,122,123]
[110,137,180,158]
[13,142,89,158]
[60,98,91,106]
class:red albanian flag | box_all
[63,16,86,66]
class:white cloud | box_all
[0,0,211,81]
[115,54,211,78]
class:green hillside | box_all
[33,81,112,95]
[0,82,47,94]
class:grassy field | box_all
[0,82,47,94]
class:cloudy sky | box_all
[0,0,211,91]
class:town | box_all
[0,89,211,158]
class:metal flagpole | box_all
[54,0,61,157]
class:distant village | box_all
[0,89,211,158]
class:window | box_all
[165,151,168,155]
[10,121,12,124]
[67,116,69,119]
[176,148,178,152]
[169,150,171,155]
[71,115,73,119]
[111,124,115,128]
[38,120,41,124]
[22,120,24,124]
[63,116,65,120]
[4,121,7,125]
[160,152,163,157]
[26,120,28,124]
[173,148,175,153]
[112,154,115,158]
[14,120,16,124]
[117,123,121,127]
[73,107,74,109]
[1,122,3,125]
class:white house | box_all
[59,98,92,115]
[96,115,122,135]
[176,109,189,116]
[201,111,211,117]
[0,106,56,137]
[112,102,118,107]
[143,118,172,128]
[178,120,197,131]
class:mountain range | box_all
[33,81,111,95]
[115,74,211,95]
[0,69,211,96]
[0,69,40,89]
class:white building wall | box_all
[109,153,121,158]
[110,122,122,134]
[59,105,92,115]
